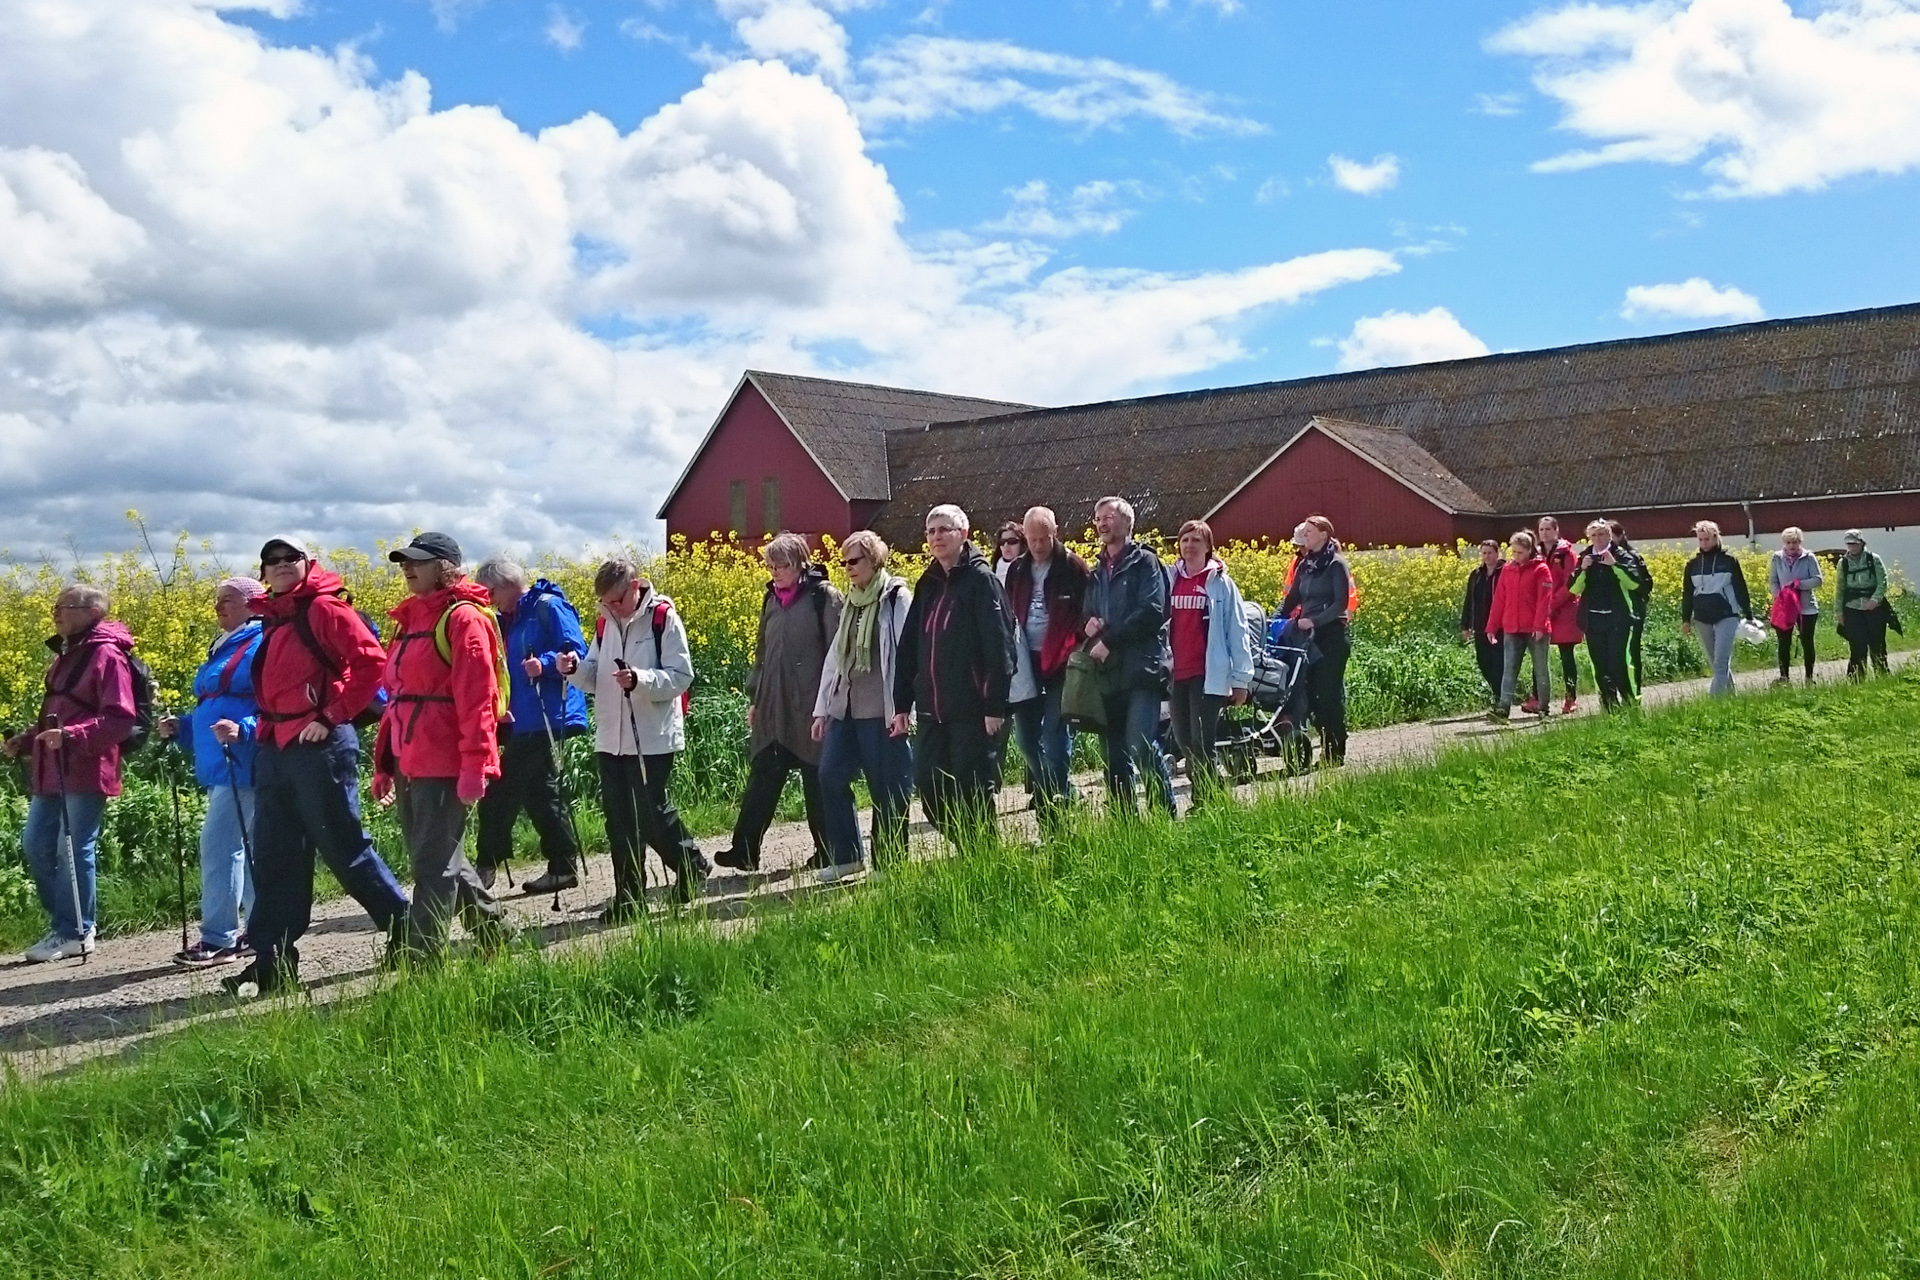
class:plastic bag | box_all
[1736,618,1768,646]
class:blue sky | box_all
[1,0,1917,554]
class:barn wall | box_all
[1209,429,1461,548]
[661,384,854,543]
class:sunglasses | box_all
[840,554,867,568]
[262,553,305,567]
[999,537,1023,547]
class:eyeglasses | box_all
[840,554,866,568]
[925,526,959,536]
[262,553,304,567]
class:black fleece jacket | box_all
[893,542,1016,723]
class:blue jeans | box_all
[818,717,913,867]
[1101,685,1174,818]
[199,785,256,949]
[22,791,107,942]
[1012,674,1071,815]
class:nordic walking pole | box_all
[534,686,589,915]
[163,731,191,954]
[220,740,255,953]
[48,714,87,966]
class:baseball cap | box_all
[1844,529,1865,543]
[388,532,463,564]
[259,537,307,563]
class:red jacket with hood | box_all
[250,563,387,748]
[373,581,503,790]
[1542,538,1584,644]
[9,620,138,796]
[1487,555,1553,640]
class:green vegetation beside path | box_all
[3,674,1918,1277]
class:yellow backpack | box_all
[432,599,512,722]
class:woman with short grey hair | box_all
[713,532,844,873]
[1768,526,1822,686]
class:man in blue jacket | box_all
[1083,496,1175,818]
[474,557,589,895]
[156,577,266,967]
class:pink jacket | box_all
[8,621,138,796]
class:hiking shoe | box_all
[521,871,579,896]
[1561,696,1578,715]
[24,931,92,963]
[220,954,299,998]
[1485,709,1511,724]
[818,860,864,885]
[1520,697,1541,715]
[711,846,757,873]
[174,941,243,968]
[599,895,647,926]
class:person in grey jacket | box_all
[1768,526,1823,685]
[1083,496,1174,818]
[1279,515,1354,765]
[1165,519,1252,808]
[811,531,912,879]
[715,532,843,873]
[1679,520,1753,697]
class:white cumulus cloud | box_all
[1490,0,1920,196]
[1333,307,1489,371]
[1620,277,1764,321]
[0,0,1393,557]
[980,179,1139,237]
[1328,153,1401,195]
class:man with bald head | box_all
[1002,506,1090,828]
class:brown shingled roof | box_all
[872,302,1920,544]
[747,371,1034,502]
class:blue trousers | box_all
[1011,675,1071,814]
[247,727,408,969]
[199,784,256,949]
[818,716,913,867]
[22,791,107,942]
[1100,685,1174,818]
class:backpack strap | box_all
[212,635,252,699]
[651,599,671,669]
[431,599,511,721]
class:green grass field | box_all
[2,670,1917,1278]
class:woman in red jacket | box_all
[1487,530,1555,721]
[1536,515,1583,714]
[374,533,513,963]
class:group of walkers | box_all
[1461,519,1895,721]
[4,506,1893,984]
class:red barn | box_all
[661,303,1920,555]
[656,371,1032,543]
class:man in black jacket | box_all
[891,504,1016,850]
[1083,496,1174,818]
[1459,539,1505,701]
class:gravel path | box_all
[1,653,1902,1084]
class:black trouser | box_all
[476,732,579,877]
[914,715,999,850]
[1307,621,1350,762]
[596,752,706,902]
[1776,615,1818,679]
[1844,606,1890,676]
[1584,612,1635,709]
[730,741,826,867]
[1628,617,1646,693]
[1472,635,1504,700]
[1168,675,1226,803]
[247,728,409,973]
[1555,641,1580,701]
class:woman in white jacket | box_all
[558,558,711,918]
[810,531,914,880]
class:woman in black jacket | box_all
[1459,539,1504,701]
[1679,520,1753,697]
[1281,515,1353,765]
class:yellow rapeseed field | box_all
[0,528,1800,733]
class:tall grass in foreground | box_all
[3,673,1919,1277]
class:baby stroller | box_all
[1217,605,1314,784]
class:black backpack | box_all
[54,647,157,754]
[253,592,389,731]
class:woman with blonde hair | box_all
[1768,526,1822,685]
[1680,519,1753,697]
[811,531,913,878]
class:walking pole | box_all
[48,715,87,966]
[221,742,255,954]
[613,661,654,920]
[162,731,191,954]
[534,689,590,915]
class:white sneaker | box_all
[817,861,864,885]
[24,931,91,962]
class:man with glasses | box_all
[222,538,409,996]
[890,505,1016,850]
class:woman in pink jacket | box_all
[1536,515,1583,714]
[1487,531,1555,722]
